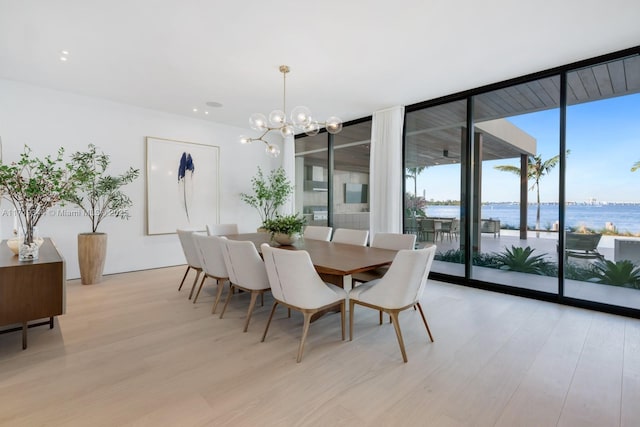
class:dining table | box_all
[224,233,399,291]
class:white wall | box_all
[0,79,278,279]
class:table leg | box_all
[49,316,54,329]
[22,322,27,350]
[342,274,353,292]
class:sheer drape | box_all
[370,106,404,236]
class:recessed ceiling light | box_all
[204,111,209,115]
[61,50,69,55]
[206,101,223,108]
[192,108,198,112]
[59,56,68,61]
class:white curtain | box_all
[370,106,405,237]
[281,134,295,215]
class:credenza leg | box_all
[22,322,27,350]
[49,317,54,329]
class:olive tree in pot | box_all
[64,144,139,285]
[240,166,293,229]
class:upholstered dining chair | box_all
[303,225,333,241]
[192,234,229,313]
[176,229,204,300]
[261,244,347,363]
[219,239,271,332]
[331,228,369,246]
[206,223,239,236]
[352,232,417,285]
[349,245,437,363]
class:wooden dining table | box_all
[225,233,398,290]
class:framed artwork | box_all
[146,137,220,235]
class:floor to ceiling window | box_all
[401,46,640,317]
[470,77,560,293]
[294,119,372,232]
[404,100,466,277]
[564,56,640,310]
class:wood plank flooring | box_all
[0,265,639,426]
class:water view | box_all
[425,203,640,234]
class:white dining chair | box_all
[261,243,347,362]
[352,232,417,284]
[349,245,437,363]
[219,239,270,332]
[303,225,333,241]
[192,234,229,313]
[176,229,203,300]
[332,228,369,246]
[206,223,239,236]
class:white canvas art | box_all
[146,137,219,235]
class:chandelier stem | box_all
[282,67,287,116]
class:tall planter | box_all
[78,233,107,285]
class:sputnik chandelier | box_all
[239,65,343,157]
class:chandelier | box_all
[239,65,343,157]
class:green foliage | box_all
[240,167,293,223]
[261,214,306,237]
[64,144,139,233]
[494,246,552,274]
[589,259,640,288]
[0,145,77,244]
[405,193,427,217]
[631,160,640,172]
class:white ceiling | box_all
[1,0,639,130]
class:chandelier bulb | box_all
[269,110,286,126]
[325,116,343,134]
[249,113,268,131]
[239,135,252,144]
[266,144,281,157]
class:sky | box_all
[413,93,640,203]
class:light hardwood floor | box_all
[1,265,639,426]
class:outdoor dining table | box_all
[224,233,398,291]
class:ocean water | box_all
[424,204,640,234]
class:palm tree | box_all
[405,166,427,198]
[494,152,568,237]
[631,161,640,172]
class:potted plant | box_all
[240,167,293,226]
[0,146,77,261]
[64,144,139,285]
[262,213,306,245]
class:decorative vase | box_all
[273,233,299,246]
[78,233,108,285]
[7,237,21,255]
[19,241,39,261]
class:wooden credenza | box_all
[0,238,65,349]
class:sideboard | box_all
[0,238,66,349]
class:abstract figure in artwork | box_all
[178,152,195,221]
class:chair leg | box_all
[219,284,235,319]
[178,266,191,291]
[379,310,383,325]
[339,301,345,340]
[389,311,408,363]
[261,293,264,307]
[349,300,355,341]
[288,308,291,318]
[416,302,434,342]
[193,275,207,303]
[243,291,260,332]
[261,302,279,342]
[211,279,225,314]
[297,312,313,363]
[188,270,201,299]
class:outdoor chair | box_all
[564,232,604,261]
